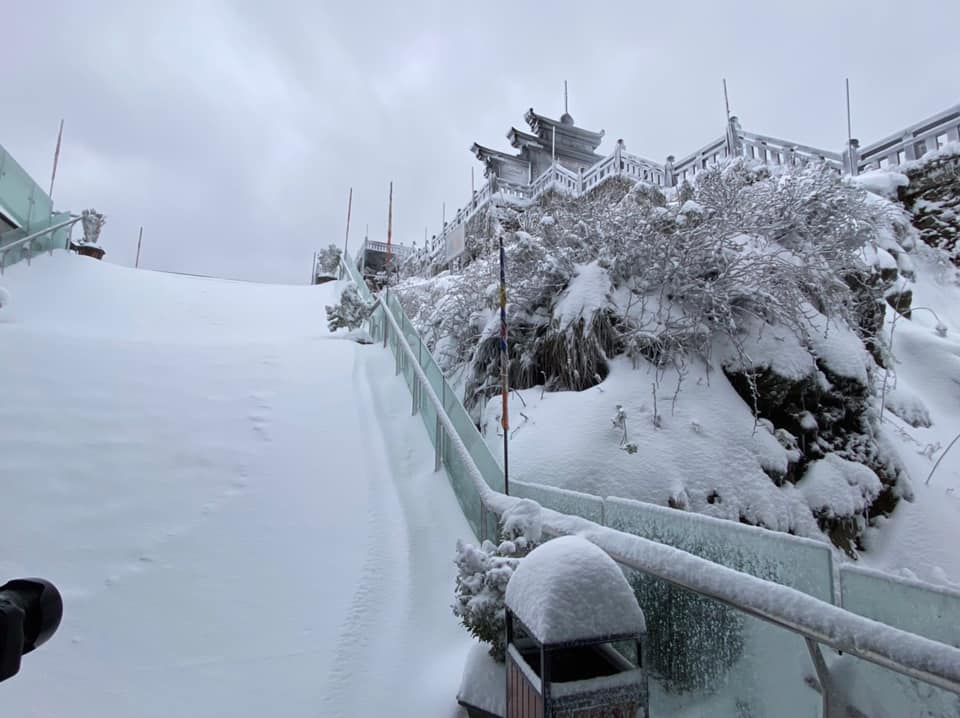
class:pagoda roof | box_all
[524,108,604,149]
[507,127,544,150]
[471,143,524,165]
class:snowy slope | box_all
[0,252,472,716]
[861,247,960,587]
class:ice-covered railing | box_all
[856,103,960,172]
[0,143,77,270]
[341,249,960,714]
[0,214,82,274]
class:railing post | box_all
[725,115,744,157]
[842,138,860,176]
[805,638,843,717]
[435,419,443,471]
[412,376,419,416]
[480,502,488,542]
[663,155,676,187]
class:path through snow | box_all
[0,253,472,716]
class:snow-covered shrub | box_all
[315,244,342,278]
[325,284,373,332]
[452,501,541,661]
[399,158,914,550]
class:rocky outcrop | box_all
[899,150,960,265]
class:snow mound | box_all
[799,454,883,517]
[505,536,645,645]
[883,386,932,428]
[852,170,909,200]
[457,642,506,716]
[553,261,611,327]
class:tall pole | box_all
[551,126,556,164]
[471,166,475,195]
[499,234,510,495]
[49,119,64,199]
[343,187,353,255]
[723,78,731,121]
[845,78,853,144]
[135,226,143,268]
[442,201,446,225]
[386,181,393,275]
[564,80,568,115]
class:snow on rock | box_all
[806,305,870,385]
[798,454,882,517]
[552,261,612,327]
[505,536,645,645]
[457,641,506,716]
[716,316,816,381]
[852,169,909,200]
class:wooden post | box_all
[135,226,144,268]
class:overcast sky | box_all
[6,1,959,282]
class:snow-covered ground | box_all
[0,252,473,716]
[480,245,960,587]
[862,247,960,587]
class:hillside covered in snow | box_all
[394,153,960,585]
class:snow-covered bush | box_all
[400,159,915,551]
[315,244,342,278]
[325,284,373,332]
[452,501,541,661]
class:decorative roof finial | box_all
[560,80,575,126]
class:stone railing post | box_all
[664,155,676,188]
[842,138,860,176]
[615,139,624,172]
[725,115,743,157]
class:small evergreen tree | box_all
[315,245,342,277]
[325,284,372,332]
[452,501,541,661]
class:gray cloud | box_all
[5,0,958,281]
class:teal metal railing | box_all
[338,249,960,715]
[0,144,75,269]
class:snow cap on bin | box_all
[505,535,645,645]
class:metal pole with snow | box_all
[135,226,143,269]
[343,187,353,255]
[499,233,510,495]
[386,181,393,280]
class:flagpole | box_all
[135,226,143,268]
[343,187,353,255]
[499,234,510,495]
[386,181,393,277]
[49,119,64,199]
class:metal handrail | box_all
[0,215,81,254]
[0,215,82,273]
[369,283,960,701]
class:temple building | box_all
[471,109,605,186]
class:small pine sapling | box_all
[325,284,373,332]
[452,501,541,661]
